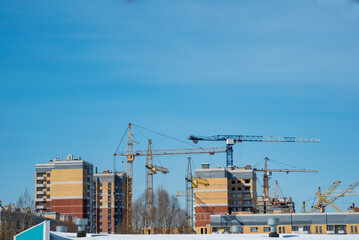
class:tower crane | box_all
[310,179,359,213]
[145,139,169,230]
[189,135,319,167]
[177,157,212,233]
[254,157,318,199]
[309,180,341,213]
[114,123,228,233]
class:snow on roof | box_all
[50,232,359,240]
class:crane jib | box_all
[189,135,319,143]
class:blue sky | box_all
[1,0,359,212]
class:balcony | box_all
[36,191,45,194]
[36,198,46,202]
[36,176,45,180]
[36,205,45,209]
[36,184,45,187]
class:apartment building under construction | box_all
[93,170,127,234]
[35,154,94,230]
[194,163,257,233]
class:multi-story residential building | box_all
[194,163,257,233]
[35,154,94,230]
[93,170,127,234]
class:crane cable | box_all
[113,126,129,171]
[132,123,204,149]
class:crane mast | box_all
[185,157,194,233]
[126,123,134,233]
[189,135,319,167]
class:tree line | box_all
[0,189,37,240]
[132,187,191,234]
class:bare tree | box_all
[132,192,146,233]
[0,189,36,240]
[16,188,35,232]
[131,187,190,234]
[0,204,17,240]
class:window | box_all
[47,173,50,177]
[304,226,311,231]
[37,180,43,184]
[99,209,103,213]
[245,179,250,183]
[47,195,50,199]
[245,193,250,198]
[100,183,103,187]
[264,227,270,232]
[232,194,236,198]
[315,226,318,233]
[250,227,258,232]
[108,196,111,201]
[355,226,358,233]
[351,226,354,233]
[292,226,299,231]
[319,226,322,234]
[108,229,111,233]
[204,228,207,234]
[47,180,50,184]
[47,202,50,206]
[108,209,112,214]
[245,187,250,191]
[47,188,50,191]
[108,183,112,188]
[38,194,43,198]
[99,222,102,226]
[231,180,235,184]
[231,187,235,191]
[283,227,286,233]
[108,216,111,220]
[38,173,43,177]
[279,227,282,233]
[237,187,241,191]
[237,180,241,184]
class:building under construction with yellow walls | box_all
[194,163,257,233]
[35,154,94,231]
[93,170,127,234]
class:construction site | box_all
[109,123,359,236]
